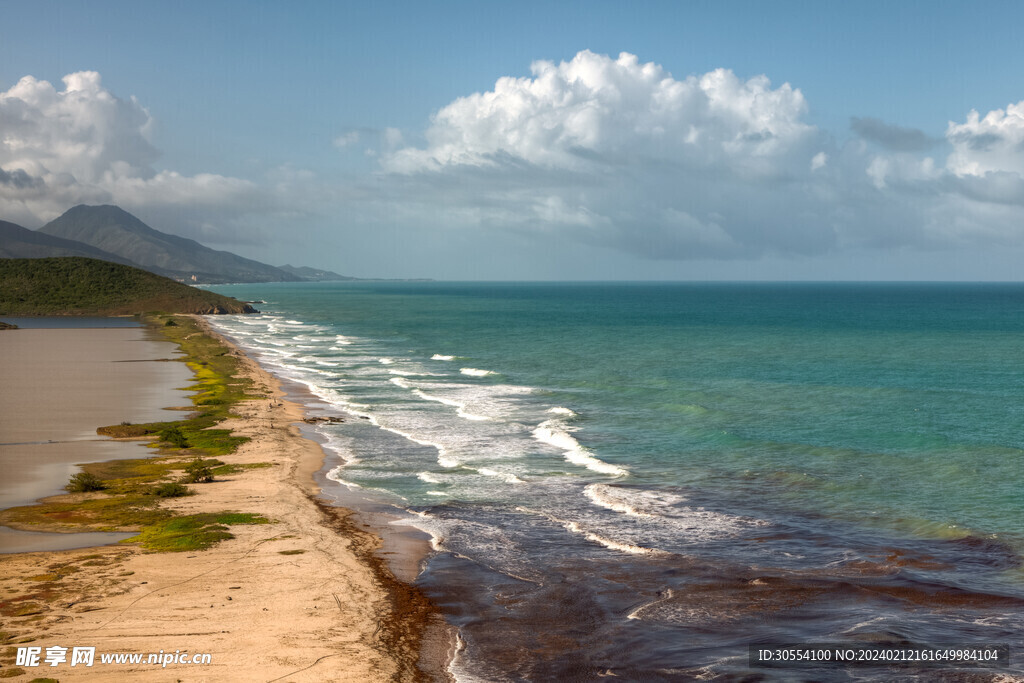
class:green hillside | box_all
[0,257,257,315]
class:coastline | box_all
[0,316,446,681]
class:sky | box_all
[2,0,1024,280]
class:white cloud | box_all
[946,102,1024,177]
[374,52,1024,259]
[0,71,265,238]
[387,50,818,178]
[381,50,831,259]
[0,72,158,186]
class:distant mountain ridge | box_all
[0,205,358,284]
[0,219,136,265]
[38,205,302,284]
[278,264,356,281]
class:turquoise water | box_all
[208,282,1024,680]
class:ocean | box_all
[206,281,1024,681]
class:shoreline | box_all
[190,315,455,680]
[0,316,448,681]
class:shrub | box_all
[164,319,178,326]
[159,425,189,448]
[66,472,106,493]
[154,482,191,498]
[183,457,214,483]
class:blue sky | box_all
[2,1,1024,279]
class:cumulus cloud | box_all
[387,50,818,177]
[946,102,1024,177]
[0,71,266,240]
[0,72,158,185]
[382,50,832,259]
[373,51,1024,259]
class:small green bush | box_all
[159,425,190,448]
[66,472,106,493]
[183,457,214,483]
[154,482,192,498]
[164,319,178,326]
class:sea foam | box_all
[519,507,666,556]
[548,406,577,417]
[532,419,627,477]
[417,472,442,484]
[325,466,361,489]
[583,484,686,517]
[412,389,491,421]
[477,467,525,484]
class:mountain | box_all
[278,264,356,281]
[0,219,136,265]
[0,257,257,315]
[38,205,301,284]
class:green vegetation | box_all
[65,472,106,493]
[0,321,17,330]
[159,425,190,449]
[0,492,170,532]
[78,457,179,493]
[153,482,192,498]
[0,314,269,552]
[0,257,257,315]
[183,457,215,483]
[211,461,274,476]
[126,513,270,552]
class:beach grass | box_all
[125,512,270,552]
[210,461,274,475]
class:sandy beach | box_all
[0,319,443,681]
